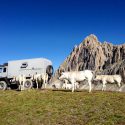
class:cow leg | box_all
[119,84,122,92]
[18,81,21,91]
[117,81,121,92]
[64,79,68,90]
[65,83,67,89]
[102,80,106,91]
[20,81,24,91]
[36,81,38,89]
[43,79,46,89]
[88,80,92,93]
[44,82,46,89]
[71,79,75,92]
[74,82,76,90]
[116,80,121,88]
[74,82,78,90]
[118,82,121,88]
[76,82,79,89]
[43,79,45,88]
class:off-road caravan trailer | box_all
[0,58,53,90]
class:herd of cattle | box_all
[12,73,49,90]
[58,70,122,92]
[11,70,123,92]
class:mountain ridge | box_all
[55,34,125,82]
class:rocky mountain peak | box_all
[82,34,100,49]
[55,35,125,82]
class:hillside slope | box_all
[0,90,125,125]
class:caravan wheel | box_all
[24,80,33,89]
[46,65,54,80]
[0,81,7,90]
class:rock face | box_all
[55,34,125,83]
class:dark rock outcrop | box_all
[55,34,125,83]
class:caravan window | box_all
[21,62,28,68]
[3,68,6,72]
[0,68,2,73]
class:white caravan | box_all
[0,58,53,90]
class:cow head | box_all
[59,72,68,80]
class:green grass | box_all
[0,89,125,125]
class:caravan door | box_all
[0,67,7,78]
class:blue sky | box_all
[0,0,125,70]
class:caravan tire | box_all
[46,65,54,77]
[0,81,7,90]
[24,79,33,89]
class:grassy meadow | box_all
[0,89,125,125]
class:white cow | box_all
[63,83,72,90]
[12,74,26,90]
[13,74,26,83]
[94,75,122,91]
[62,79,79,90]
[31,73,48,89]
[59,70,94,92]
[42,73,48,88]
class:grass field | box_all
[0,89,125,125]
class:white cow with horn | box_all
[59,70,94,92]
